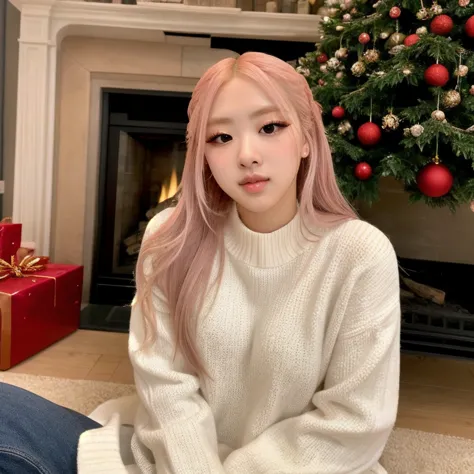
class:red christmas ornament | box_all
[404,34,420,47]
[465,16,474,37]
[430,14,454,36]
[424,64,450,87]
[317,53,328,63]
[417,162,453,197]
[389,6,401,18]
[357,122,382,146]
[359,33,371,44]
[331,106,345,119]
[354,162,373,180]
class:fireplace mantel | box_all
[11,0,323,43]
[9,0,322,257]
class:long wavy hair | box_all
[135,52,358,378]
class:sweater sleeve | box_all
[222,231,401,474]
[128,211,226,474]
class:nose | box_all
[238,135,262,168]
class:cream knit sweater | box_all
[78,204,401,474]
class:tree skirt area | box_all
[1,373,472,473]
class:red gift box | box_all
[0,219,22,263]
[0,264,83,370]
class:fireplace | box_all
[398,257,474,359]
[80,89,189,330]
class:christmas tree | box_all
[297,0,474,210]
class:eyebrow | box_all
[207,105,281,127]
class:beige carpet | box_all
[1,373,473,473]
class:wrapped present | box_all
[0,218,22,263]
[0,257,83,370]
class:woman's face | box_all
[204,76,309,232]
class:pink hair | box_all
[135,52,358,378]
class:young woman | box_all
[0,51,400,474]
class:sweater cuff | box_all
[163,418,226,474]
[78,414,131,473]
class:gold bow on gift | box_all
[0,255,49,280]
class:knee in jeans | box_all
[0,445,51,474]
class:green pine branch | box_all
[297,0,474,208]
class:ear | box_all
[302,142,310,159]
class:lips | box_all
[239,175,269,194]
[239,174,269,185]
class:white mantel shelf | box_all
[11,0,323,43]
[9,0,322,257]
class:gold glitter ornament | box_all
[363,49,380,63]
[416,7,430,20]
[351,61,366,77]
[455,65,469,77]
[416,26,428,35]
[442,90,461,108]
[327,57,341,71]
[431,109,446,121]
[335,48,349,59]
[382,112,400,131]
[386,32,406,49]
[337,120,352,135]
[410,124,424,137]
[296,66,310,77]
[389,45,406,55]
[430,1,443,14]
[379,31,390,39]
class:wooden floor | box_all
[5,329,474,440]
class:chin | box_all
[234,196,279,215]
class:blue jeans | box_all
[0,382,101,473]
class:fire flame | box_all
[158,166,179,203]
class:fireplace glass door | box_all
[112,130,185,275]
[83,90,190,331]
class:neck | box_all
[236,199,298,234]
[224,202,318,268]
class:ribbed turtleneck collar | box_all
[223,203,314,268]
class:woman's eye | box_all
[209,134,232,144]
[261,122,287,134]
